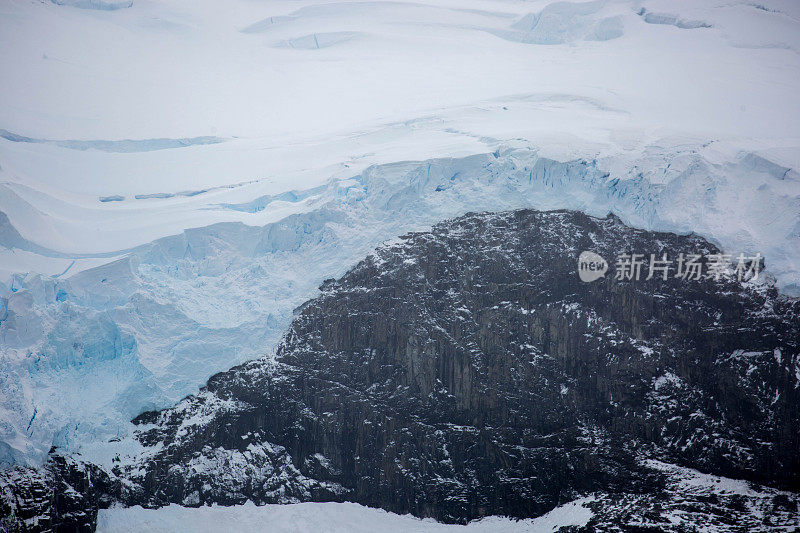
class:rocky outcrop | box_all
[0,452,118,532]
[120,209,799,525]
[3,208,799,530]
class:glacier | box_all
[1,146,799,466]
[1,0,800,530]
[0,0,798,484]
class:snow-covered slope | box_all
[96,499,595,533]
[1,0,799,255]
[95,460,800,533]
[1,0,799,469]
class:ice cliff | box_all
[0,147,798,466]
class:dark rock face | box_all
[121,209,798,524]
[3,209,799,531]
[0,452,117,532]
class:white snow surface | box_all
[94,458,796,532]
[96,498,595,533]
[0,0,799,466]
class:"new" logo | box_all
[578,251,608,282]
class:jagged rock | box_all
[0,451,118,532]
[121,209,799,524]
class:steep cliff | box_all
[122,209,800,525]
[0,452,117,532]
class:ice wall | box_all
[1,147,798,465]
